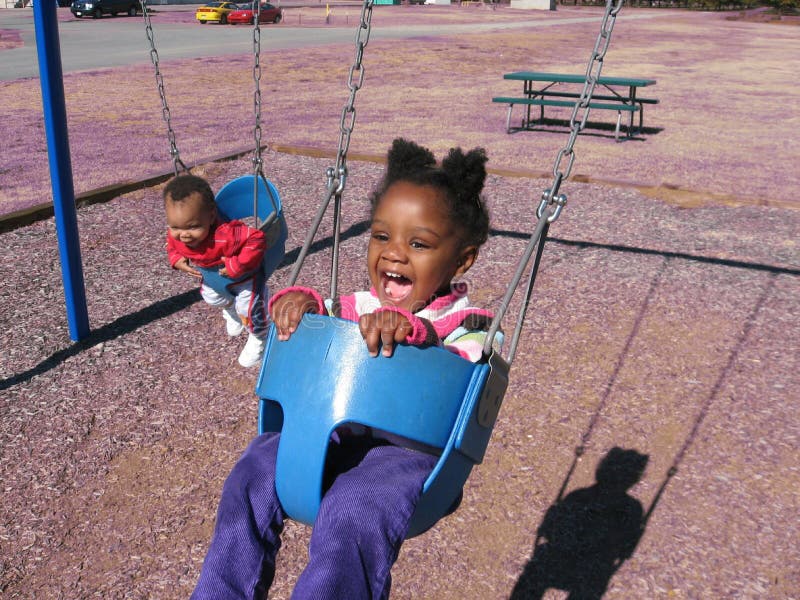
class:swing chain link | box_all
[328,0,374,195]
[141,0,188,176]
[249,1,267,229]
[540,0,623,222]
[252,0,265,177]
[327,166,346,195]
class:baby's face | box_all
[165,192,216,248]
[367,181,472,313]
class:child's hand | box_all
[359,311,414,358]
[270,291,320,341]
[173,257,201,278]
[218,257,232,277]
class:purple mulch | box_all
[1,149,798,598]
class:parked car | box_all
[195,1,239,24]
[70,0,140,18]
[227,2,282,25]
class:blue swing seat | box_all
[255,313,509,538]
[197,175,288,302]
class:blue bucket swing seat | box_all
[251,205,555,538]
[256,314,510,537]
[196,175,288,303]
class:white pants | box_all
[201,276,270,337]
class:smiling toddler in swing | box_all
[164,174,271,368]
[192,138,502,599]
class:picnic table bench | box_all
[492,71,658,141]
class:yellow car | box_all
[195,1,239,24]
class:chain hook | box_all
[537,189,567,223]
[336,166,347,195]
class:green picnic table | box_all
[493,71,658,141]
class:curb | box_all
[1,143,794,234]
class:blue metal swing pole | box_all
[33,0,90,341]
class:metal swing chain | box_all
[251,1,264,229]
[328,0,374,299]
[141,0,189,176]
[484,0,624,362]
[250,0,282,230]
[329,0,374,196]
[288,0,375,291]
[252,0,264,179]
[539,0,624,221]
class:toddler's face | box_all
[165,192,216,248]
[367,182,474,313]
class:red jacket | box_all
[166,219,266,279]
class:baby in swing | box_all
[163,174,270,368]
[191,138,501,599]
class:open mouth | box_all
[381,271,413,302]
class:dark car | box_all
[70,0,141,18]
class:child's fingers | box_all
[365,322,398,357]
[359,313,414,357]
[394,321,413,344]
[177,260,201,278]
[358,316,381,357]
[380,326,397,357]
[274,310,298,341]
[382,319,414,357]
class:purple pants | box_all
[191,432,438,600]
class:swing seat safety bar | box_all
[197,175,288,303]
[256,314,509,538]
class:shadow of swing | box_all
[508,258,665,600]
[509,271,776,599]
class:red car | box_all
[227,2,283,25]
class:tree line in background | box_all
[555,0,797,13]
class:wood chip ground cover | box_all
[1,6,798,599]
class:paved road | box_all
[0,5,665,80]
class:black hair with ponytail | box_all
[369,138,490,249]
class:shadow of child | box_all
[511,447,649,600]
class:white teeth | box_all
[385,272,402,279]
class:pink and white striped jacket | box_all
[269,285,502,362]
